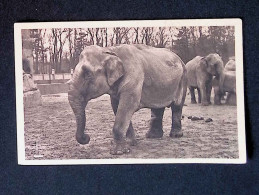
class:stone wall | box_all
[37,83,69,95]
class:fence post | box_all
[70,69,74,78]
[52,69,55,80]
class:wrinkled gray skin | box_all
[213,59,236,105]
[68,44,187,155]
[186,54,224,106]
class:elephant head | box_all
[67,46,124,145]
[200,53,224,93]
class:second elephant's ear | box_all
[103,55,124,86]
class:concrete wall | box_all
[37,83,69,95]
[35,79,70,84]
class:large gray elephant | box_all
[67,44,187,155]
[213,59,236,105]
[186,54,224,106]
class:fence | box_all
[33,69,73,84]
[33,69,73,95]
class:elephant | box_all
[224,59,236,71]
[213,62,236,105]
[185,54,224,106]
[67,44,187,155]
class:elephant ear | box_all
[200,57,208,71]
[103,55,124,86]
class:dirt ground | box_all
[24,93,238,160]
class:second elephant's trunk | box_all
[68,90,90,145]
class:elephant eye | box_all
[82,66,93,80]
[84,70,93,80]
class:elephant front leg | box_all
[111,97,136,146]
[213,87,222,105]
[197,88,201,103]
[146,107,165,138]
[170,104,183,138]
[189,87,197,104]
[126,122,137,146]
[110,94,139,155]
[199,83,209,106]
[206,81,212,104]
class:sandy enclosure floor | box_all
[23,93,238,160]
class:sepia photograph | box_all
[15,19,246,165]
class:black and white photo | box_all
[15,19,246,164]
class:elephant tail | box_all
[174,61,187,107]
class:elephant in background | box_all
[68,44,187,155]
[186,54,224,106]
[213,59,236,105]
[224,58,236,71]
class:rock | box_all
[23,72,42,108]
[191,116,200,121]
[205,118,213,122]
[23,73,37,92]
[189,116,204,121]
[23,89,42,108]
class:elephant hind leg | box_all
[170,104,183,138]
[189,86,197,104]
[226,92,236,105]
[146,107,165,138]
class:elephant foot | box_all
[128,139,137,146]
[191,100,197,104]
[76,133,90,145]
[146,129,163,139]
[110,141,130,155]
[170,130,183,138]
[201,102,209,106]
[126,131,136,146]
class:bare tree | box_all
[104,28,108,47]
[50,28,68,73]
[141,27,154,45]
[133,27,140,44]
[155,27,169,48]
[66,28,74,70]
[113,27,131,44]
[87,28,95,45]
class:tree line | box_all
[28,26,235,74]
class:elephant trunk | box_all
[68,89,90,145]
[216,59,225,94]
